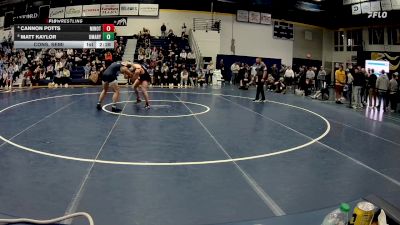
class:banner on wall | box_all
[236,10,249,22]
[260,13,272,24]
[139,4,159,16]
[352,4,362,15]
[249,11,261,23]
[120,3,139,16]
[82,5,100,17]
[65,5,82,18]
[49,7,65,18]
[101,4,120,16]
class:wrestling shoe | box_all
[111,106,122,113]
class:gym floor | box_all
[0,86,399,225]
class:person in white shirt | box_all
[67,49,74,56]
[138,54,145,62]
[54,60,64,86]
[55,50,63,59]
[180,69,189,87]
[284,66,294,86]
[306,67,316,91]
[179,50,187,61]
[230,62,240,85]
[187,51,195,60]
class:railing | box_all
[188,29,203,69]
[193,18,221,33]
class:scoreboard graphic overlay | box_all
[14,24,115,49]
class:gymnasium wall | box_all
[115,9,294,65]
[192,30,220,64]
[219,15,294,66]
[293,25,323,61]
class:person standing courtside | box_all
[352,68,365,109]
[230,62,240,85]
[252,58,268,102]
[376,70,390,111]
[335,65,346,104]
[388,72,398,112]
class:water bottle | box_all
[321,203,350,225]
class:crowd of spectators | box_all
[0,37,126,89]
[332,65,399,113]
[135,26,203,87]
[224,60,400,113]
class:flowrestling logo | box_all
[115,18,127,26]
[368,11,388,18]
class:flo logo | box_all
[368,11,388,19]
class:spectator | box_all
[179,50,187,61]
[187,51,195,64]
[270,64,279,81]
[298,66,307,93]
[181,23,187,37]
[46,63,54,79]
[23,67,33,87]
[230,62,240,85]
[67,48,73,56]
[344,69,354,102]
[161,23,167,37]
[306,67,315,94]
[266,74,275,91]
[3,65,12,89]
[154,65,161,86]
[198,69,206,87]
[206,61,214,85]
[168,29,176,39]
[275,77,286,94]
[376,70,390,111]
[335,65,346,104]
[84,63,91,79]
[361,68,369,106]
[388,72,398,112]
[171,67,179,86]
[161,63,169,87]
[189,65,198,86]
[284,66,294,87]
[218,59,226,82]
[317,66,326,91]
[12,62,20,81]
[367,69,378,107]
[180,68,189,87]
[352,68,365,109]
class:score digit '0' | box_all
[102,24,115,32]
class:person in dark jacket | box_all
[367,69,377,107]
[352,68,365,109]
